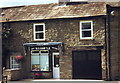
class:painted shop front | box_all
[24,43,103,80]
[23,42,63,79]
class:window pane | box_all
[82,22,91,29]
[31,51,39,56]
[32,51,39,54]
[41,50,49,53]
[82,31,91,37]
[35,25,43,31]
[54,55,59,67]
[31,55,40,71]
[31,56,39,64]
[14,61,18,64]
[11,60,14,64]
[40,53,49,71]
[14,65,20,69]
[10,56,20,69]
[36,33,44,39]
[11,65,14,68]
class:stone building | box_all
[0,1,120,81]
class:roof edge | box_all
[0,15,106,23]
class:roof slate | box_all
[0,2,106,22]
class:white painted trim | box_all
[31,50,49,71]
[53,52,60,79]
[10,56,12,69]
[33,23,45,41]
[52,53,59,67]
[80,20,93,39]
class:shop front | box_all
[23,42,63,79]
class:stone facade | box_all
[3,16,107,80]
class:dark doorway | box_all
[72,50,102,80]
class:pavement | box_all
[1,79,120,83]
[1,80,120,83]
[1,79,105,83]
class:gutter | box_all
[0,15,106,23]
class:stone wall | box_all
[3,69,22,81]
[3,17,106,79]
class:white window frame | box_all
[80,21,93,39]
[31,50,49,71]
[10,56,20,69]
[33,23,45,41]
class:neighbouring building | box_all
[0,1,120,81]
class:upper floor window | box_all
[80,21,93,39]
[10,56,20,69]
[33,23,45,41]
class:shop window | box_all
[31,50,49,71]
[80,21,93,39]
[33,23,45,41]
[10,56,20,69]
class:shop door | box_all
[53,53,60,79]
[72,50,102,79]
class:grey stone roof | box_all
[0,2,106,22]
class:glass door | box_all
[53,53,60,79]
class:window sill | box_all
[33,39,46,42]
[4,68,21,71]
[10,68,21,70]
[80,38,94,41]
[31,71,52,73]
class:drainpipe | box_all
[106,5,112,81]
[104,15,108,80]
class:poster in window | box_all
[32,64,40,71]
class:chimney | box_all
[59,0,88,5]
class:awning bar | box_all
[23,42,63,47]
